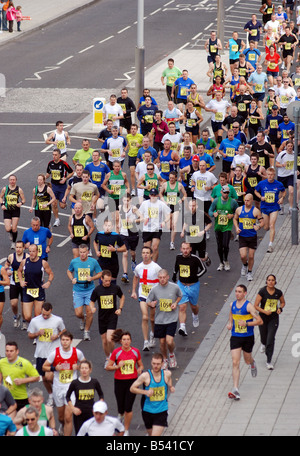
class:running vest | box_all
[230,176,246,204]
[108,171,126,200]
[144,173,159,198]
[25,403,48,427]
[142,369,168,414]
[214,197,234,232]
[246,164,262,189]
[10,252,26,286]
[23,257,44,289]
[238,205,257,238]
[53,347,79,385]
[208,37,219,57]
[23,425,46,436]
[185,109,198,129]
[119,206,138,236]
[160,150,175,179]
[4,185,20,210]
[53,130,67,153]
[35,185,51,211]
[213,63,225,82]
[231,299,254,337]
[71,214,89,244]
[164,181,180,206]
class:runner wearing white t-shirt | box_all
[205,91,231,147]
[131,246,162,352]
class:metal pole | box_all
[292,107,299,245]
[217,0,224,55]
[135,0,145,116]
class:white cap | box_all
[93,401,108,413]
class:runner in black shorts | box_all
[89,270,125,368]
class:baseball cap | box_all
[192,155,200,161]
[221,185,230,192]
[149,188,158,196]
[93,401,108,413]
[268,87,275,92]
[271,104,279,110]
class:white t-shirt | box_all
[28,314,65,359]
[231,153,251,169]
[139,199,171,232]
[276,150,295,177]
[77,416,124,436]
[103,103,124,127]
[191,170,218,201]
[162,132,182,150]
[278,87,296,108]
[134,261,162,299]
[206,99,231,123]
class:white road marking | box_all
[99,35,114,44]
[56,56,74,65]
[78,45,95,54]
[2,161,32,179]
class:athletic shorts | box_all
[36,357,47,377]
[52,183,67,203]
[0,291,4,303]
[142,410,168,430]
[230,335,255,353]
[98,313,118,335]
[120,234,139,251]
[3,208,20,219]
[154,321,177,339]
[222,160,232,173]
[73,289,93,308]
[22,287,45,303]
[128,156,137,167]
[253,92,265,102]
[114,378,136,414]
[98,261,119,279]
[9,284,22,300]
[142,230,162,243]
[269,135,281,147]
[211,120,223,133]
[238,235,257,250]
[71,241,90,251]
[266,71,279,77]
[178,280,200,307]
[53,384,71,408]
[261,204,280,215]
[207,54,217,64]
[278,175,293,189]
[185,125,199,136]
[120,117,132,132]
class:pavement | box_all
[2,0,300,437]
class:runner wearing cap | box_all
[77,401,125,436]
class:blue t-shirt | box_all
[136,146,158,162]
[22,227,52,259]
[265,114,283,136]
[248,71,268,93]
[229,38,242,60]
[244,20,263,42]
[68,257,102,292]
[174,77,195,100]
[255,179,285,211]
[0,414,16,436]
[198,153,215,170]
[244,47,261,69]
[85,162,110,189]
[278,121,295,143]
[219,138,241,162]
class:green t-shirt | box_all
[73,148,94,166]
[126,133,144,158]
[211,184,238,200]
[162,66,182,87]
[0,356,39,400]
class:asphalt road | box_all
[0,0,270,436]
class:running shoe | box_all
[250,360,257,377]
[241,265,247,276]
[83,330,91,341]
[121,273,129,284]
[170,242,175,250]
[131,260,137,272]
[267,245,274,253]
[149,331,156,348]
[53,218,60,227]
[162,359,169,370]
[224,261,231,271]
[169,354,177,369]
[266,362,274,370]
[217,262,224,271]
[178,326,188,337]
[13,314,21,328]
[143,340,150,351]
[21,321,28,330]
[260,344,266,353]
[246,271,253,281]
[80,318,85,331]
[228,388,240,400]
[192,314,199,328]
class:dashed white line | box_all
[150,8,161,15]
[78,45,95,54]
[179,42,190,50]
[204,22,214,31]
[2,161,32,179]
[99,35,114,43]
[56,56,73,65]
[118,25,131,34]
[192,32,202,40]
[164,0,174,6]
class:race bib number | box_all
[226,148,235,157]
[189,225,200,237]
[180,87,187,96]
[78,389,95,401]
[111,184,121,195]
[120,360,135,375]
[144,115,153,124]
[233,315,247,334]
[73,225,85,237]
[161,162,170,173]
[269,120,278,129]
[59,370,73,384]
[26,288,39,299]
[196,180,205,190]
[38,328,53,342]
[241,218,255,230]
[248,177,257,187]
[218,214,228,225]
[285,161,294,170]
[255,84,263,92]
[166,194,177,205]
[285,43,292,50]
[100,295,114,309]
[81,191,92,201]
[238,103,246,112]
[148,207,159,218]
[77,268,90,282]
[215,112,223,121]
[92,172,102,182]
[159,299,172,312]
[6,195,17,205]
[264,192,275,203]
[111,148,120,158]
[51,170,61,180]
[179,264,190,278]
[56,140,66,150]
[100,245,111,258]
[258,157,265,166]
[141,284,152,297]
[231,44,239,52]
[265,299,277,312]
[150,386,165,402]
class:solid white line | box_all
[118,26,131,34]
[56,56,73,65]
[192,32,202,40]
[0,123,56,126]
[150,8,161,15]
[99,35,114,43]
[226,5,234,11]
[78,45,95,54]
[57,236,71,247]
[21,205,70,218]
[2,161,32,179]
